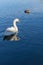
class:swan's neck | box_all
[13,21,18,32]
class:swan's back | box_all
[6,27,16,32]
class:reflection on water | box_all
[3,33,20,41]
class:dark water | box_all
[0,0,43,65]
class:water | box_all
[0,0,43,65]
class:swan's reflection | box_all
[3,33,20,41]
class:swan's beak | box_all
[19,20,20,22]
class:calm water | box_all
[0,0,43,65]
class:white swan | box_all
[6,18,20,33]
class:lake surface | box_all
[0,0,43,65]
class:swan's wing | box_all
[6,27,15,31]
[5,27,16,35]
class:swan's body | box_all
[6,18,19,33]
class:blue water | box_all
[0,0,43,65]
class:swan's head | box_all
[14,18,20,23]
